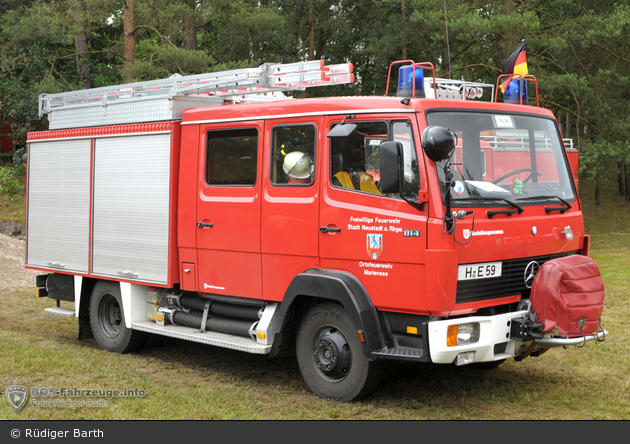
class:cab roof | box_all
[181,95,556,125]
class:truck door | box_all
[196,122,263,299]
[261,118,321,301]
[319,117,429,313]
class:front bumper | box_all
[429,310,531,364]
[428,310,608,365]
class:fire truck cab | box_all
[25,61,606,402]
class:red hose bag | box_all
[530,255,605,337]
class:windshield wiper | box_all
[516,195,572,213]
[454,197,524,214]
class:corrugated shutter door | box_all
[92,134,171,284]
[26,139,91,272]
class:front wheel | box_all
[89,281,146,354]
[296,303,380,402]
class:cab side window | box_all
[330,120,420,199]
[331,121,386,195]
[271,124,316,185]
[206,128,258,186]
[393,121,421,200]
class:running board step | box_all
[371,347,425,361]
[44,307,76,317]
[132,321,271,354]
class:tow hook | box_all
[510,317,545,341]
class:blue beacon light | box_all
[397,65,426,98]
[504,77,529,105]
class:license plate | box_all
[457,261,502,281]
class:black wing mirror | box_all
[379,141,404,194]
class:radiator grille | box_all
[456,252,577,304]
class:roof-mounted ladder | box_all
[39,60,354,130]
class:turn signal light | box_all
[447,325,459,347]
[447,323,481,347]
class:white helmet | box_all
[283,151,313,179]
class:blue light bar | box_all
[397,65,425,98]
[504,77,529,105]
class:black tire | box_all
[296,303,380,402]
[89,281,146,354]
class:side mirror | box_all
[379,141,404,194]
[421,126,455,162]
[326,123,358,138]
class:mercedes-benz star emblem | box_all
[524,261,540,289]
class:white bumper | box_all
[428,310,532,365]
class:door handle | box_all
[197,222,214,228]
[320,226,341,233]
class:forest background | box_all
[1,0,630,206]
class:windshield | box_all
[426,111,576,205]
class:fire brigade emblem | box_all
[6,385,28,411]
[366,234,383,260]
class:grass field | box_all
[1,179,629,420]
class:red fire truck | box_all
[25,60,606,402]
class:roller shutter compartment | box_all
[26,139,91,273]
[92,134,171,284]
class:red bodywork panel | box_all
[26,95,585,319]
[177,97,584,316]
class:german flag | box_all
[500,40,528,93]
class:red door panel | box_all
[319,116,430,314]
[261,118,321,301]
[196,122,263,299]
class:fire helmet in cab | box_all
[283,151,314,179]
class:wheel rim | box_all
[97,294,122,339]
[311,326,352,382]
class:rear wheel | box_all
[296,303,379,402]
[89,281,146,354]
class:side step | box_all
[44,307,76,317]
[132,321,272,355]
[371,346,425,361]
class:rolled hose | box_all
[171,310,256,338]
[179,295,261,321]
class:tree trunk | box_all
[73,0,91,89]
[626,164,630,203]
[401,0,407,60]
[123,0,135,83]
[442,0,450,77]
[183,0,197,50]
[309,2,315,61]
[619,161,626,196]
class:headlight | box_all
[447,322,480,347]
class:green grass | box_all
[0,166,25,224]
[1,179,629,419]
